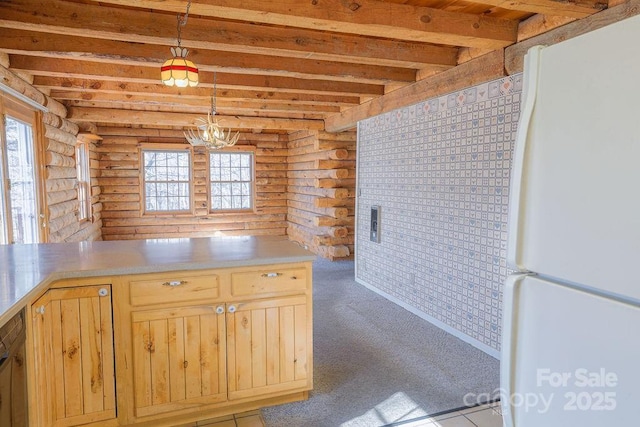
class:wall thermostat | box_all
[370,206,381,243]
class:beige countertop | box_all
[0,236,315,325]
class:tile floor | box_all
[180,402,503,427]
[398,402,503,427]
[174,410,265,427]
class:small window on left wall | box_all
[76,140,92,222]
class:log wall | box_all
[1,63,102,242]
[97,130,289,240]
[286,130,356,260]
[4,57,358,255]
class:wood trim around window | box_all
[206,145,257,215]
[0,92,48,243]
[138,143,195,217]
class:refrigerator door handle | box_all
[507,45,544,270]
[501,273,528,427]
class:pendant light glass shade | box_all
[161,46,199,88]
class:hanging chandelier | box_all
[185,73,240,149]
[161,0,198,87]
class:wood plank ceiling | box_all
[0,0,605,134]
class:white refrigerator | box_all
[501,14,640,427]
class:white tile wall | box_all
[356,75,523,352]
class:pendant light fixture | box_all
[185,73,240,149]
[161,0,198,87]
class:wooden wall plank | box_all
[286,130,356,259]
[98,132,289,240]
[1,63,102,243]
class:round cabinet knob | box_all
[215,306,225,314]
[228,305,237,313]
[35,305,45,315]
[98,288,109,297]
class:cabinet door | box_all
[32,285,116,427]
[227,295,311,401]
[0,339,27,426]
[131,305,227,418]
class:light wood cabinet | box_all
[226,295,310,401]
[31,285,116,427]
[128,272,220,306]
[131,305,227,417]
[122,263,313,424]
[27,261,312,426]
[0,312,27,427]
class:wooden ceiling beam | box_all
[63,101,329,120]
[0,0,458,69]
[506,0,639,74]
[60,96,341,115]
[325,50,506,132]
[467,0,604,19]
[36,78,362,107]
[95,128,287,138]
[9,55,384,96]
[50,90,340,114]
[0,28,421,85]
[66,107,325,131]
[87,0,518,49]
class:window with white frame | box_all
[209,152,254,211]
[76,140,91,221]
[0,94,44,244]
[142,149,191,213]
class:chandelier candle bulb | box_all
[185,72,240,149]
[184,111,240,149]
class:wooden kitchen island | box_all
[0,236,315,427]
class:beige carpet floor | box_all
[261,259,499,427]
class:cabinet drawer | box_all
[130,273,219,306]
[231,268,307,297]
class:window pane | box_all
[146,183,156,197]
[157,196,167,210]
[221,196,231,209]
[209,152,254,211]
[76,141,92,221]
[220,166,231,181]
[178,196,189,210]
[167,152,178,167]
[5,117,38,244]
[178,165,190,181]
[0,141,6,245]
[240,155,250,168]
[178,182,189,197]
[212,197,221,210]
[240,168,251,181]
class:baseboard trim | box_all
[355,277,501,360]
